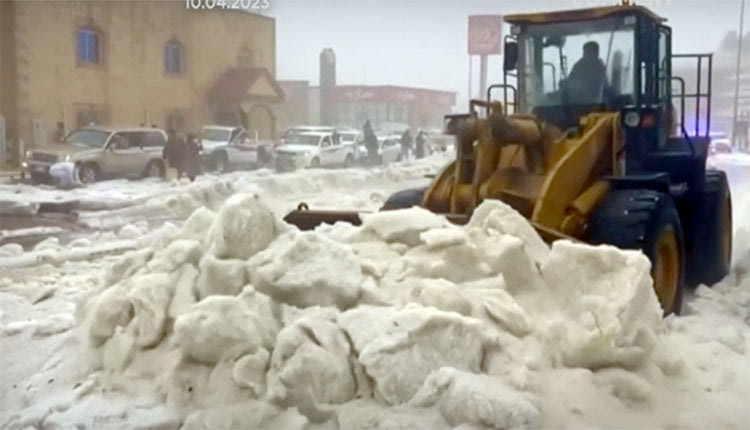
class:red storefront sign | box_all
[329,86,456,106]
[468,15,503,55]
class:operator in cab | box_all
[566,41,607,104]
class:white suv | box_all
[275,132,356,171]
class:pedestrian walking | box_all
[400,129,413,160]
[415,130,427,159]
[163,129,185,180]
[53,122,66,144]
[184,132,203,182]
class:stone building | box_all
[0,0,284,163]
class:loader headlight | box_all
[624,111,641,128]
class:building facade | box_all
[277,80,312,131]
[0,0,283,163]
[276,48,455,133]
[326,85,456,131]
[277,82,455,133]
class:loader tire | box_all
[587,189,685,315]
[381,187,426,210]
[689,170,732,286]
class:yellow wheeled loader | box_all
[285,3,733,315]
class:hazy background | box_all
[268,0,748,109]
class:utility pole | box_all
[732,0,746,147]
[468,56,472,107]
[479,55,488,99]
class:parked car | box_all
[281,126,359,146]
[23,126,167,184]
[280,125,335,144]
[357,135,403,165]
[275,132,356,171]
[424,128,453,153]
[376,136,403,164]
[709,137,733,156]
[337,129,363,159]
[377,121,410,136]
[200,125,271,173]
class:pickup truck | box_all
[275,132,356,171]
[201,125,271,173]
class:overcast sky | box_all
[268,0,748,108]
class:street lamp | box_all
[731,0,746,147]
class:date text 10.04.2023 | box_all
[186,0,270,11]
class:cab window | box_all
[110,132,135,150]
[143,131,166,148]
[229,128,241,142]
[520,16,636,112]
[321,136,332,147]
[233,132,249,145]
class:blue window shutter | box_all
[164,44,170,72]
[92,33,98,62]
[84,33,91,62]
[165,42,182,74]
[85,31,92,62]
[166,44,174,73]
[77,29,100,64]
[77,31,84,61]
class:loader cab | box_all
[503,5,711,175]
[511,14,639,126]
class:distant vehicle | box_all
[280,125,336,144]
[424,128,453,153]
[377,135,403,164]
[337,129,363,159]
[709,138,732,156]
[23,126,167,184]
[377,122,410,136]
[200,125,271,173]
[275,132,356,171]
[356,135,403,165]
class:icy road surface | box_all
[0,154,748,430]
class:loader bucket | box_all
[282,202,473,231]
[283,202,574,244]
[283,203,365,231]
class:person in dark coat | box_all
[399,129,413,160]
[415,130,427,159]
[184,132,203,182]
[163,129,185,179]
[363,120,378,165]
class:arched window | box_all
[164,39,185,75]
[76,27,103,65]
[238,47,255,68]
